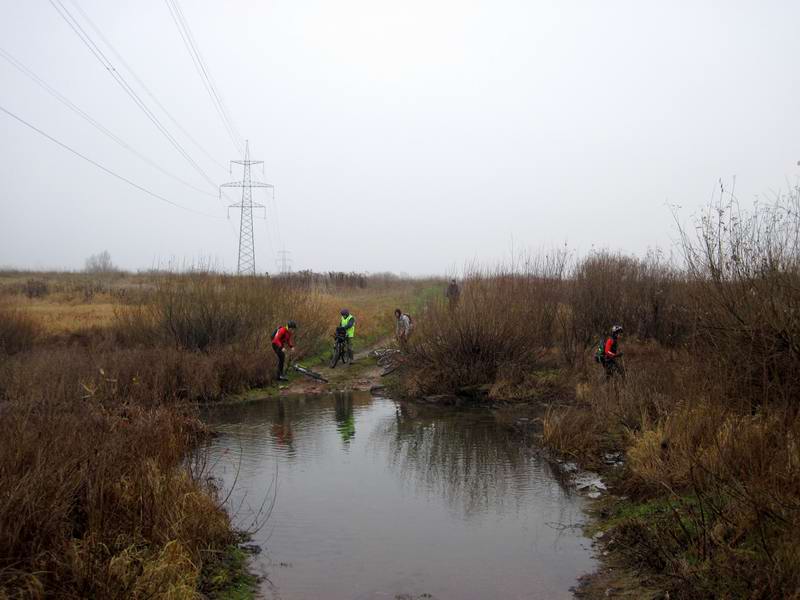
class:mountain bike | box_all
[292,363,329,383]
[330,326,350,368]
[371,348,401,366]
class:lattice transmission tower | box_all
[220,140,273,275]
[276,248,292,274]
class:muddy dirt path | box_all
[279,339,391,396]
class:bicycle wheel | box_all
[330,344,341,368]
[342,344,351,364]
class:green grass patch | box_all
[202,544,258,600]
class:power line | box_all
[164,0,243,154]
[49,0,225,195]
[64,0,230,173]
[248,142,283,256]
[0,46,219,199]
[172,0,242,152]
[164,0,241,152]
[0,103,223,219]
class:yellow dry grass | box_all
[9,298,116,334]
[2,274,429,339]
[321,285,425,343]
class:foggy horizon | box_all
[2,0,798,274]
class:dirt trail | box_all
[279,339,391,396]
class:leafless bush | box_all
[0,393,234,597]
[84,250,118,274]
[556,251,692,366]
[114,272,328,355]
[405,255,566,395]
[0,307,40,355]
[679,186,800,404]
[0,345,272,406]
[23,279,48,299]
[278,270,373,290]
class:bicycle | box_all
[292,363,329,383]
[371,348,401,367]
[330,326,350,368]
[370,347,406,376]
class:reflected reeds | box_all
[380,402,568,518]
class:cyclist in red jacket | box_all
[272,320,297,381]
[603,324,624,379]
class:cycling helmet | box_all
[340,309,349,316]
[287,320,297,329]
[611,325,623,336]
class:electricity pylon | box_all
[276,248,292,274]
[220,140,273,275]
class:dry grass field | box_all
[0,269,433,598]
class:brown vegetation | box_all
[395,188,800,599]
[0,267,431,598]
[112,272,329,355]
[544,190,800,599]
[403,257,566,397]
[0,397,232,598]
[0,307,41,355]
[0,271,344,598]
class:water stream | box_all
[201,392,595,600]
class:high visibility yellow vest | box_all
[340,315,355,338]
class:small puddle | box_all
[201,392,595,600]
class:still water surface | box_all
[202,392,595,600]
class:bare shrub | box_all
[0,396,234,598]
[0,345,273,406]
[0,307,40,355]
[557,251,691,366]
[114,273,328,355]
[620,397,800,597]
[84,250,117,274]
[0,340,265,596]
[23,278,48,299]
[543,335,800,598]
[679,186,800,404]
[406,256,565,396]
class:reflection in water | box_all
[270,399,294,448]
[383,402,566,518]
[334,393,356,444]
[201,392,595,600]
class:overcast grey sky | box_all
[1,0,798,274]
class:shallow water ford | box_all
[201,392,595,600]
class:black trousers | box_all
[603,358,625,380]
[272,344,285,377]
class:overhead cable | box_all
[49,0,226,195]
[0,103,223,219]
[164,0,244,154]
[65,0,230,173]
[0,46,218,199]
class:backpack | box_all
[594,338,607,363]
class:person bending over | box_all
[272,320,297,381]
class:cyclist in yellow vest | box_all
[339,308,356,361]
